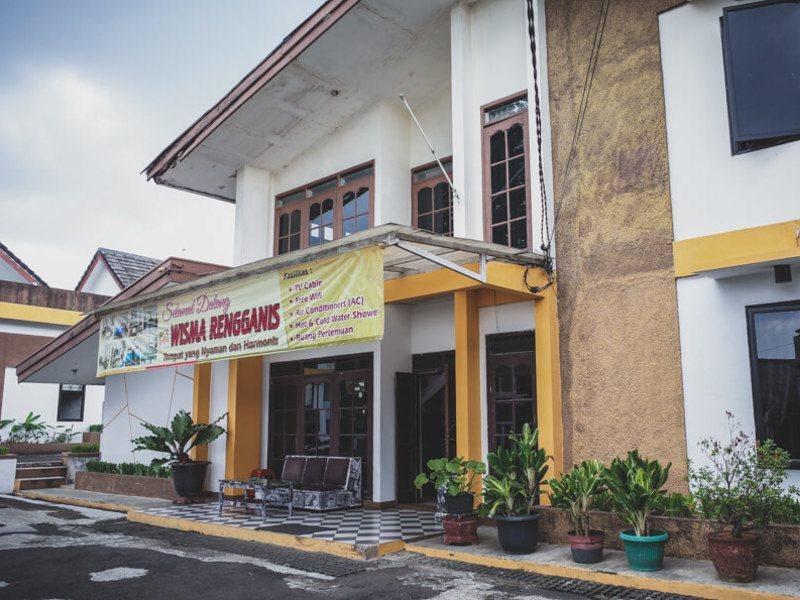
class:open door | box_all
[395,372,417,503]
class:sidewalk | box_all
[407,526,800,600]
[16,485,173,513]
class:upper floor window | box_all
[482,94,531,250]
[412,158,453,236]
[721,1,800,154]
[746,300,800,467]
[274,163,374,255]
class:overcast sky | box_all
[0,0,321,289]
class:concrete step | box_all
[14,476,67,491]
[15,466,67,479]
[16,461,64,468]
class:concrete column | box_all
[190,363,212,462]
[225,357,263,479]
[450,1,472,239]
[454,290,482,463]
[233,165,272,266]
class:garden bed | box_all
[75,471,179,501]
[6,442,76,455]
[535,506,800,569]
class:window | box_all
[274,163,374,255]
[57,384,85,422]
[746,300,800,467]
[412,158,453,235]
[721,1,800,154]
[482,94,531,249]
[486,332,535,450]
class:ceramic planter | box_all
[620,529,668,572]
[172,461,209,497]
[0,453,17,494]
[494,513,540,554]
[444,492,474,515]
[707,530,759,583]
[567,529,604,564]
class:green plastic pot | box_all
[619,530,668,572]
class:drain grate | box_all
[420,557,699,600]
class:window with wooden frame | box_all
[411,158,453,236]
[482,94,531,250]
[274,163,374,255]
[57,384,85,422]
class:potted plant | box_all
[0,446,17,494]
[132,410,226,498]
[482,424,550,554]
[62,442,100,483]
[413,456,485,515]
[604,450,671,572]
[689,413,799,583]
[549,459,606,563]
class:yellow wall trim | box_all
[226,357,263,479]
[191,363,212,462]
[0,301,83,326]
[673,220,800,277]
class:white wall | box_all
[678,271,800,490]
[80,261,121,296]
[207,360,229,489]
[1,368,102,433]
[100,366,194,464]
[659,1,800,241]
[234,166,272,265]
[410,296,455,355]
[0,319,67,337]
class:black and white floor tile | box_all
[142,503,442,547]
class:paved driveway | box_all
[0,495,682,600]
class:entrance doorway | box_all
[396,352,456,504]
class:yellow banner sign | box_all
[97,247,384,377]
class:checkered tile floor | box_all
[142,503,442,547]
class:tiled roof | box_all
[97,248,161,288]
[0,240,48,286]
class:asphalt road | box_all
[0,495,683,600]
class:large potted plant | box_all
[689,413,799,583]
[604,451,671,572]
[549,459,606,563]
[482,424,549,554]
[413,456,485,515]
[132,410,226,498]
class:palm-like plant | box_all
[131,410,227,465]
[550,460,606,536]
[483,424,549,516]
[9,412,48,443]
[604,451,670,537]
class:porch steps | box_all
[14,462,67,491]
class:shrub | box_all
[85,459,170,478]
[70,443,100,454]
[413,457,485,497]
[88,424,103,433]
[549,459,606,536]
[688,413,799,537]
[0,446,8,455]
[773,494,800,525]
[48,425,78,444]
[653,491,696,518]
[604,450,671,537]
[8,412,47,443]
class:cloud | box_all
[0,67,234,288]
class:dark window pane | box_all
[356,187,370,214]
[310,202,321,224]
[508,157,526,188]
[318,435,330,455]
[290,210,301,233]
[417,187,432,214]
[507,123,524,157]
[492,224,508,246]
[289,234,301,251]
[510,219,528,249]
[491,164,507,194]
[285,410,296,433]
[342,191,356,218]
[418,214,433,232]
[279,214,289,236]
[304,436,317,454]
[354,410,367,434]
[515,363,532,397]
[496,402,513,424]
[490,131,506,163]
[433,182,450,210]
[57,385,84,421]
[278,238,288,254]
[339,437,352,456]
[491,194,507,225]
[340,411,352,434]
[434,210,449,235]
[353,436,367,457]
[272,384,284,410]
[284,435,295,453]
[304,411,318,434]
[495,365,512,394]
[322,198,334,223]
[515,401,535,430]
[509,187,526,220]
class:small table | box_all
[217,479,294,518]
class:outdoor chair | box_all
[277,455,362,511]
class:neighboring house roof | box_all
[17,257,229,384]
[0,240,48,287]
[76,248,162,291]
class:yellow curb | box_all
[16,490,133,513]
[405,543,797,600]
[128,510,379,561]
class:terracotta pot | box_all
[567,529,604,564]
[707,530,759,583]
[442,514,479,545]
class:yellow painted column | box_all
[191,363,212,461]
[454,290,483,463]
[226,357,263,479]
[534,285,565,479]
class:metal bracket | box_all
[394,240,487,283]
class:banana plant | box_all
[549,459,606,536]
[9,412,48,443]
[604,450,671,537]
[131,410,227,465]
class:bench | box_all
[279,455,362,511]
